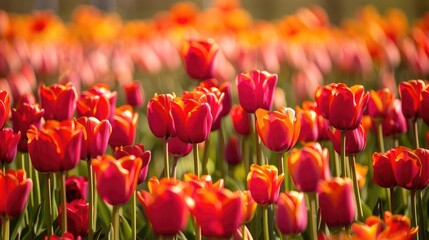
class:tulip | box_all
[247,164,284,205]
[40,82,78,121]
[11,102,44,152]
[123,81,144,107]
[183,173,224,193]
[92,154,142,206]
[288,142,330,192]
[399,79,424,120]
[230,105,251,136]
[225,135,241,165]
[114,144,151,184]
[83,84,117,122]
[368,88,395,120]
[372,150,397,188]
[75,116,112,160]
[275,191,307,235]
[58,199,89,238]
[168,136,192,158]
[108,105,138,148]
[44,232,78,240]
[0,128,20,165]
[296,105,318,142]
[0,90,10,129]
[328,124,367,156]
[0,169,32,218]
[76,92,111,121]
[137,177,189,236]
[147,93,176,139]
[182,38,218,80]
[236,70,278,113]
[171,96,213,144]
[27,120,83,173]
[255,107,300,153]
[380,99,407,137]
[191,187,244,238]
[240,190,257,223]
[318,177,356,227]
[65,176,88,203]
[199,79,232,130]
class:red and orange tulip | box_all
[328,124,367,155]
[114,144,151,184]
[0,128,20,165]
[147,93,176,139]
[240,190,257,223]
[247,164,284,205]
[296,104,318,142]
[108,105,138,148]
[0,90,10,129]
[368,88,395,120]
[230,104,251,136]
[182,39,219,80]
[40,82,78,121]
[11,102,44,152]
[275,191,308,235]
[75,116,112,160]
[199,79,232,130]
[92,155,142,205]
[0,169,32,218]
[83,84,118,121]
[399,79,424,120]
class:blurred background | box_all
[2,0,429,24]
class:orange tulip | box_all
[240,190,257,223]
[399,79,424,120]
[147,93,176,139]
[78,84,117,122]
[182,39,219,80]
[0,169,32,218]
[368,88,395,120]
[247,164,284,205]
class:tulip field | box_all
[1,1,429,239]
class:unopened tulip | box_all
[225,135,241,165]
[399,79,424,120]
[77,91,110,121]
[390,147,429,190]
[329,124,367,155]
[168,136,192,158]
[230,105,251,136]
[83,84,117,122]
[92,155,142,205]
[199,79,231,130]
[114,144,151,184]
[240,190,257,223]
[65,176,88,203]
[147,93,176,139]
[372,150,397,188]
[236,70,278,113]
[11,102,44,152]
[368,88,395,120]
[288,142,330,192]
[0,90,10,129]
[183,173,224,193]
[123,81,144,107]
[108,105,138,148]
[138,177,189,236]
[75,116,111,160]
[318,177,356,227]
[247,164,284,205]
[380,99,407,137]
[40,82,78,121]
[0,128,20,165]
[58,199,89,238]
[255,107,300,153]
[0,169,32,218]
[275,191,307,235]
[182,39,218,80]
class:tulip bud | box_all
[230,105,251,136]
[168,136,192,158]
[399,79,424,120]
[275,191,308,235]
[65,176,88,203]
[182,39,219,80]
[247,164,284,205]
[225,135,241,165]
[58,199,89,238]
[123,81,144,107]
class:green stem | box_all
[253,114,262,165]
[164,139,170,178]
[132,191,137,240]
[193,144,200,177]
[2,217,9,240]
[416,190,426,240]
[386,188,392,213]
[243,135,250,173]
[340,131,347,178]
[376,121,385,153]
[278,152,286,192]
[263,205,269,240]
[202,135,210,175]
[45,174,53,237]
[410,190,419,240]
[413,119,420,149]
[60,171,68,234]
[33,163,41,206]
[195,219,201,240]
[218,124,227,176]
[333,150,340,177]
[87,159,94,240]
[308,193,318,240]
[112,205,120,240]
[21,154,30,225]
[242,224,247,240]
[172,157,178,179]
[92,166,97,231]
[349,155,363,222]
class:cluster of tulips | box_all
[1,1,429,240]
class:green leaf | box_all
[120,215,132,240]
[97,197,112,228]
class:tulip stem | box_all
[242,224,247,240]
[413,119,420,148]
[132,191,137,240]
[416,190,426,240]
[386,188,392,213]
[263,205,269,240]
[45,174,53,237]
[308,193,318,240]
[243,135,250,173]
[376,121,385,153]
[60,171,68,234]
[193,144,200,177]
[2,217,9,240]
[1,163,4,173]
[87,159,94,240]
[340,131,347,178]
[349,156,363,222]
[112,205,120,240]
[218,124,227,176]
[164,139,170,178]
[202,135,210,175]
[253,114,262,165]
[172,157,178,179]
[410,190,419,240]
[27,154,41,206]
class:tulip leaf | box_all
[361,200,373,221]
[10,210,26,240]
[97,197,112,228]
[120,215,132,240]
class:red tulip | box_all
[76,92,110,121]
[255,107,300,153]
[236,70,278,113]
[372,150,396,188]
[399,80,424,120]
[0,169,32,218]
[44,232,79,240]
[420,84,429,125]
[147,93,176,139]
[225,135,241,165]
[168,136,192,158]
[123,81,144,107]
[182,39,218,80]
[368,88,395,120]
[318,177,356,227]
[191,187,244,238]
[0,128,20,165]
[0,90,10,129]
[183,173,224,194]
[171,96,212,144]
[108,105,138,148]
[138,177,189,236]
[75,116,111,159]
[27,120,83,173]
[199,79,232,130]
[247,164,284,205]
[390,147,429,190]
[328,124,367,155]
[58,199,89,238]
[83,84,117,122]
[92,155,142,205]
[65,176,88,203]
[275,191,308,235]
[240,190,257,223]
[40,82,78,121]
[114,144,151,184]
[11,102,44,152]
[230,105,251,136]
[379,99,407,137]
[288,142,330,192]
[296,104,318,142]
